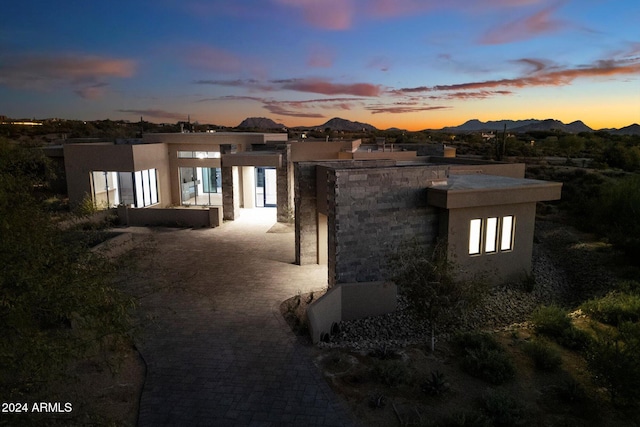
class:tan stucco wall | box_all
[445,202,537,284]
[291,140,359,161]
[64,143,135,206]
[64,142,172,208]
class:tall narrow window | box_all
[469,219,482,255]
[485,217,498,253]
[501,215,514,251]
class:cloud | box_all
[512,58,555,74]
[116,109,187,121]
[366,104,449,114]
[279,78,382,96]
[197,94,365,118]
[395,56,640,94]
[0,53,135,98]
[194,79,274,91]
[480,4,567,45]
[273,0,354,30]
[197,76,382,97]
[75,83,109,99]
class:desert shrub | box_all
[557,326,592,351]
[531,305,572,338]
[368,344,401,360]
[481,390,527,426]
[523,339,562,371]
[581,291,640,326]
[371,359,413,387]
[421,370,449,396]
[586,322,640,406]
[455,332,515,385]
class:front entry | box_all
[255,167,277,207]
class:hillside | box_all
[237,117,286,129]
[441,119,593,133]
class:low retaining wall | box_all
[306,281,397,343]
[117,206,223,228]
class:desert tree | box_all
[389,239,487,351]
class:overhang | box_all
[221,152,281,167]
[427,174,562,209]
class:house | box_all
[59,133,561,342]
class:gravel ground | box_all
[320,220,618,350]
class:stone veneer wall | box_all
[276,144,293,223]
[295,162,318,265]
[327,165,448,287]
[221,144,239,220]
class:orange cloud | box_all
[0,53,135,98]
[279,78,382,96]
[0,54,135,86]
[480,4,566,45]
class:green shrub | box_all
[523,339,562,371]
[371,359,413,387]
[531,305,572,338]
[586,322,640,405]
[557,326,591,351]
[455,332,515,385]
[581,291,640,326]
[481,390,527,426]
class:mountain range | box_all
[237,117,640,135]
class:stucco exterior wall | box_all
[444,203,537,284]
[64,143,175,207]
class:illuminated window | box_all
[469,215,515,255]
[485,217,498,253]
[501,215,514,251]
[469,219,482,255]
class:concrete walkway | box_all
[125,209,358,426]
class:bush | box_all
[581,291,640,326]
[523,339,562,371]
[481,390,527,426]
[531,305,572,338]
[586,322,640,405]
[422,370,449,396]
[371,359,413,387]
[455,332,515,385]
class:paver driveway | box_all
[127,209,358,426]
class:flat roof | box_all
[427,174,562,209]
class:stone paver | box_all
[126,209,358,426]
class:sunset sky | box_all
[1,0,639,130]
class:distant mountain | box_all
[319,117,377,132]
[607,123,640,136]
[441,119,539,132]
[441,119,593,134]
[237,117,285,129]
